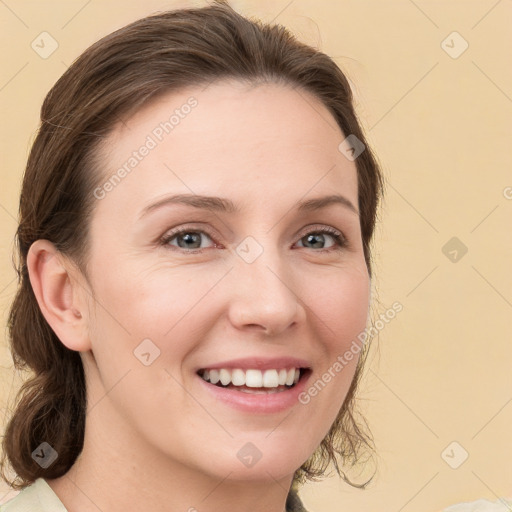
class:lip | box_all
[196,356,312,372]
[197,368,312,414]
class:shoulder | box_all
[440,498,512,512]
[0,478,68,512]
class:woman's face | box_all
[81,80,370,482]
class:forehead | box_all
[94,79,358,219]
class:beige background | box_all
[1,1,511,511]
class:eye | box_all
[160,227,217,251]
[159,225,347,253]
[295,226,347,252]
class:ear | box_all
[27,239,91,352]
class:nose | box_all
[226,243,304,336]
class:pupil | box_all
[179,232,200,249]
[306,233,324,248]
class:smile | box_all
[198,367,303,393]
[196,366,312,412]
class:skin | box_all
[27,79,371,512]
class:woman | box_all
[0,1,384,510]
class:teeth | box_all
[200,368,302,388]
[209,369,220,384]
[231,369,246,386]
[219,369,231,386]
[246,369,263,387]
[262,369,279,387]
[285,368,295,386]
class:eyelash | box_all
[159,225,348,254]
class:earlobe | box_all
[27,239,91,352]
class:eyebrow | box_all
[138,193,359,219]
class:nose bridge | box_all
[227,234,301,333]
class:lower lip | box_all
[197,371,312,414]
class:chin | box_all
[203,446,310,483]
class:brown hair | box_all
[1,0,384,492]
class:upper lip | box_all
[197,356,311,372]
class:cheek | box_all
[86,264,223,375]
[298,267,369,417]
[304,265,370,349]
[90,262,204,332]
